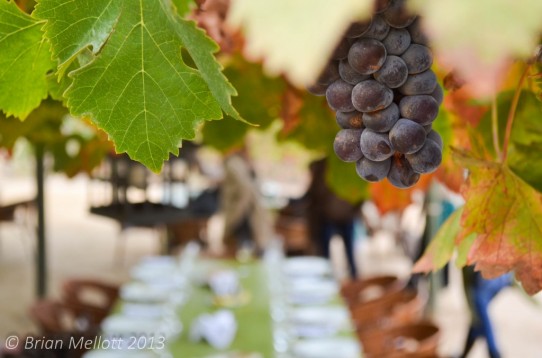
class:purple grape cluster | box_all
[308,0,443,188]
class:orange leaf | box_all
[456,150,542,294]
[443,87,489,127]
[370,175,433,215]
[435,159,464,193]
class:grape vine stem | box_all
[501,63,532,162]
[491,94,501,159]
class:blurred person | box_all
[219,146,273,255]
[305,158,361,278]
[460,266,513,358]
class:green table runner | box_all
[115,259,360,358]
[168,261,274,358]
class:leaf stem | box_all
[491,94,501,159]
[501,64,532,162]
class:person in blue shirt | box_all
[460,266,512,358]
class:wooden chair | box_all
[341,275,405,307]
[274,214,311,255]
[352,288,427,333]
[0,200,35,258]
[28,299,99,358]
[61,279,119,328]
[167,217,209,251]
[28,299,74,334]
[359,321,440,358]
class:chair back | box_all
[352,288,426,332]
[360,321,440,358]
[62,279,119,326]
[341,275,405,306]
[28,300,72,334]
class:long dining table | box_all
[169,260,275,356]
[102,253,362,358]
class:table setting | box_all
[265,245,362,358]
[81,240,363,358]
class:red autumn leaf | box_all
[435,159,463,193]
[456,150,542,294]
[369,174,433,215]
[280,84,304,136]
[443,86,488,127]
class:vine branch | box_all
[491,94,501,159]
[501,63,532,162]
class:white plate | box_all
[130,265,185,286]
[287,280,338,306]
[121,303,172,319]
[138,255,177,268]
[83,350,155,358]
[101,315,182,340]
[101,315,163,335]
[289,306,350,338]
[283,257,332,278]
[120,283,171,303]
[290,306,350,327]
[292,338,361,358]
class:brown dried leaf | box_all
[192,0,243,53]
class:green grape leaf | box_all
[413,207,463,273]
[280,93,368,203]
[0,0,53,119]
[201,118,248,152]
[477,90,542,193]
[432,97,453,160]
[171,0,195,17]
[0,98,110,176]
[325,153,369,204]
[51,134,111,177]
[509,143,542,194]
[455,232,477,268]
[534,63,542,102]
[227,0,373,86]
[174,17,244,122]
[37,0,225,172]
[455,150,542,294]
[202,59,285,151]
[508,91,542,192]
[47,49,95,104]
[46,57,81,103]
[223,59,284,124]
[0,99,67,148]
[282,94,337,152]
[33,0,121,75]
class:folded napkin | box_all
[190,310,238,350]
[209,270,240,297]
